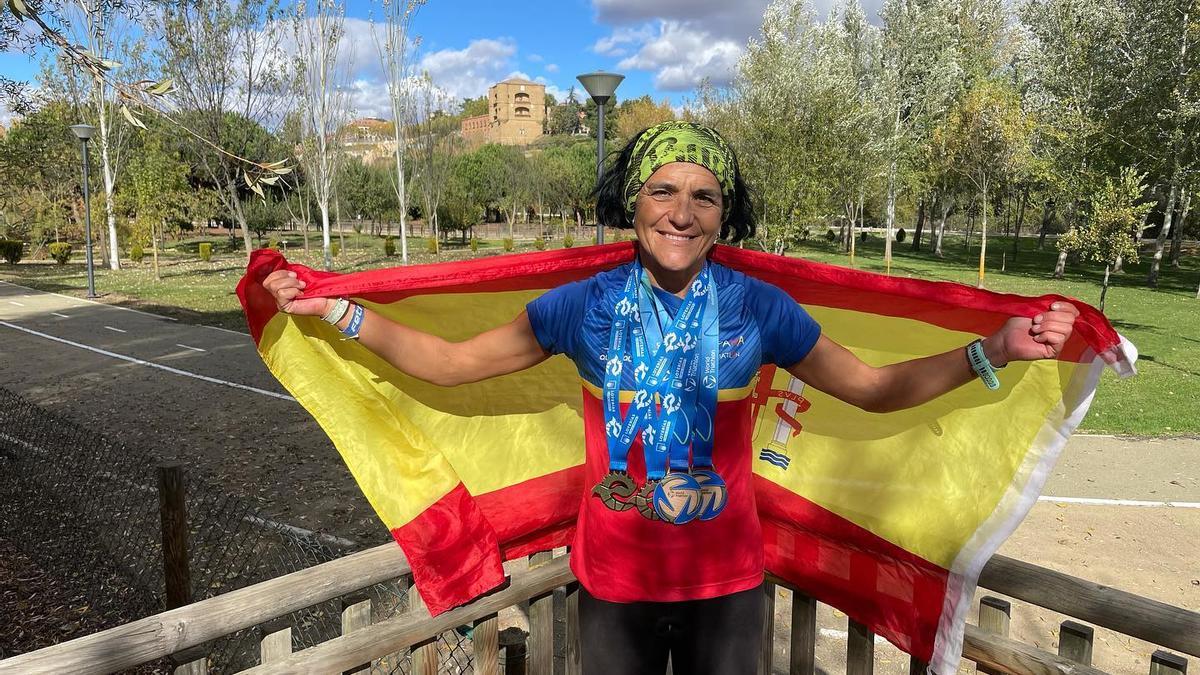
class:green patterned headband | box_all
[622,121,738,222]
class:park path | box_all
[3,280,1197,673]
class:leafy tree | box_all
[1058,168,1152,310]
[125,125,192,277]
[0,99,80,246]
[461,95,489,118]
[614,95,676,141]
[549,86,585,135]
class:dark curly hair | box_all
[592,127,756,243]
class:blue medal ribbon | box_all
[602,262,720,481]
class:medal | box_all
[653,471,704,524]
[691,468,728,521]
[592,470,637,512]
[635,479,662,521]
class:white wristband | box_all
[321,297,350,325]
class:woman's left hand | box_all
[985,302,1080,366]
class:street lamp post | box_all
[70,124,98,298]
[576,71,624,245]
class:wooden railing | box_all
[1,546,1195,675]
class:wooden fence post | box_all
[173,657,206,675]
[758,582,776,675]
[157,463,191,610]
[474,613,500,675]
[978,596,1011,675]
[528,552,554,675]
[789,591,817,675]
[341,597,372,675]
[1150,650,1189,675]
[407,585,439,675]
[566,582,583,675]
[847,619,874,675]
[1058,620,1094,665]
[258,625,292,664]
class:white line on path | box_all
[0,321,296,402]
[51,312,70,318]
[104,325,127,333]
[1039,495,1200,509]
[8,300,24,306]
[204,323,252,337]
[0,279,178,321]
[176,343,206,353]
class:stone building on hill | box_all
[460,77,546,146]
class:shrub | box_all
[533,236,546,251]
[331,242,341,257]
[470,237,480,252]
[198,242,212,261]
[502,237,514,252]
[384,236,396,257]
[130,243,145,263]
[426,237,439,255]
[860,230,869,243]
[825,229,836,242]
[49,242,73,265]
[563,235,574,248]
[268,238,281,250]
[896,228,906,243]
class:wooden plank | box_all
[963,623,1107,675]
[158,463,192,610]
[566,584,582,675]
[237,556,574,674]
[407,584,439,675]
[978,596,1011,675]
[758,582,776,675]
[0,543,411,675]
[474,613,500,675]
[789,591,816,675]
[527,552,553,675]
[1150,650,1189,675]
[173,658,206,675]
[980,554,1200,658]
[258,627,292,664]
[1057,621,1093,666]
[342,598,372,675]
[847,619,874,675]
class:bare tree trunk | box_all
[1038,199,1054,250]
[935,205,949,258]
[977,185,988,288]
[1012,187,1028,260]
[320,202,332,270]
[153,218,162,280]
[911,198,926,251]
[1147,183,1178,287]
[884,161,896,274]
[96,99,121,270]
[1170,188,1190,267]
[336,193,345,252]
[1099,264,1111,312]
[1053,250,1068,278]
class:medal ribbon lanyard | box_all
[602,262,711,476]
[641,268,720,477]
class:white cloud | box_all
[592,25,655,57]
[615,21,743,90]
[415,38,519,102]
[593,0,770,40]
[545,63,559,73]
[528,53,544,63]
[506,70,567,102]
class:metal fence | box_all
[0,387,476,673]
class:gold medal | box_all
[635,479,662,521]
[592,470,637,512]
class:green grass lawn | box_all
[3,231,1196,436]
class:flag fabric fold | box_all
[237,242,1133,672]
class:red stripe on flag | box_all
[475,464,586,560]
[389,483,506,615]
[756,476,947,662]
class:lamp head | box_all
[576,71,624,106]
[70,124,97,141]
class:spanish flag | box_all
[237,242,1134,672]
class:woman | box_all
[262,121,1078,674]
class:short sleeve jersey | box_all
[526,260,821,603]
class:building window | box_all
[515,106,530,117]
[515,92,531,103]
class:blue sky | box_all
[1,0,880,122]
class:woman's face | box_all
[632,162,724,282]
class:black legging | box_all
[579,584,765,675]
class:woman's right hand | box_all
[262,270,331,317]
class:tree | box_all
[125,125,192,278]
[296,0,352,271]
[373,0,425,264]
[1058,168,1151,311]
[460,95,488,118]
[614,95,675,141]
[549,86,584,135]
[943,78,1032,287]
[159,0,290,263]
[0,99,80,246]
[408,75,459,249]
